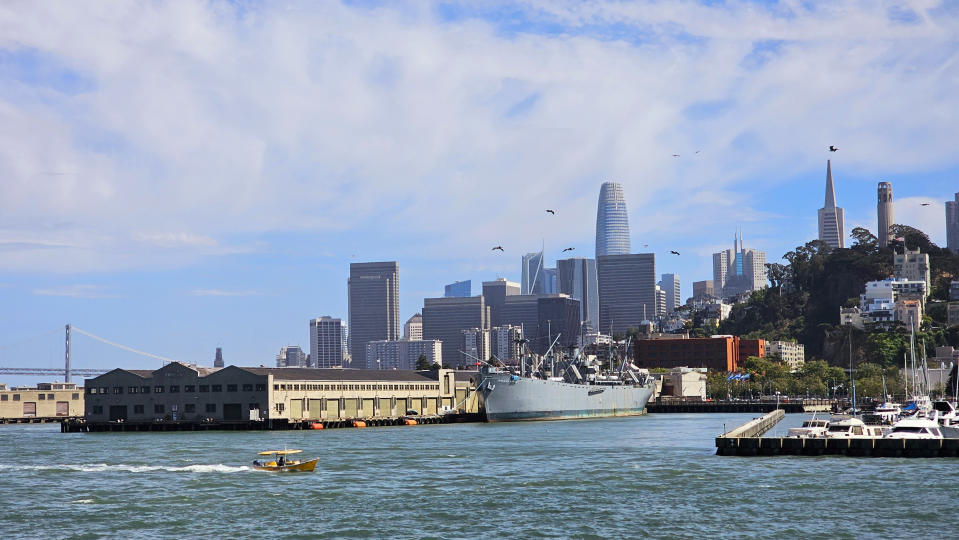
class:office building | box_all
[461,328,490,364]
[557,257,599,331]
[213,347,224,368]
[878,182,895,248]
[521,251,545,295]
[692,280,715,301]
[366,339,442,370]
[490,325,523,365]
[541,267,558,294]
[537,295,582,352]
[713,230,766,298]
[444,280,471,298]
[499,295,541,340]
[482,278,521,327]
[595,181,631,257]
[817,160,845,249]
[655,285,666,319]
[348,262,400,368]
[659,274,681,314]
[276,345,308,368]
[403,313,422,341]
[422,296,489,368]
[947,193,959,253]
[310,316,348,368]
[894,247,931,288]
[597,253,656,335]
[766,341,805,371]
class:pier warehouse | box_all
[83,362,471,425]
[1,382,83,422]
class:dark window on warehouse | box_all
[154,404,165,414]
[205,403,216,413]
[227,384,237,392]
[256,384,266,392]
[169,385,179,393]
[134,405,144,414]
[199,385,209,392]
[141,386,150,394]
[184,385,195,392]
[154,386,164,393]
[185,404,196,413]
[212,385,222,392]
[242,384,253,392]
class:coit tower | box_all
[595,182,631,258]
[877,182,894,248]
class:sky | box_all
[1,0,958,384]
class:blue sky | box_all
[1,0,958,384]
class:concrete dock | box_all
[61,413,485,432]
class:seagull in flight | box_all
[546,209,555,215]
[829,145,838,152]
[672,154,680,157]
[492,246,504,251]
[669,250,680,256]
[562,247,575,252]
[920,203,931,206]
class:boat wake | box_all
[0,463,251,473]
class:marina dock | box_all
[716,411,959,457]
[61,413,485,432]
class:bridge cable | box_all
[71,327,178,364]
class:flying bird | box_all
[695,150,701,154]
[546,209,555,215]
[562,247,575,252]
[492,246,504,251]
[669,250,680,255]
[829,145,838,152]
[920,203,931,206]
[672,154,680,157]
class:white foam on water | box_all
[0,463,251,473]
[71,499,95,504]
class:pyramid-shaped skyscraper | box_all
[817,160,845,249]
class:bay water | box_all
[1,413,956,538]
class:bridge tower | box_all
[65,324,71,383]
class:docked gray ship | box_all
[477,339,655,422]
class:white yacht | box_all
[787,415,830,438]
[883,417,943,440]
[930,400,958,427]
[823,417,885,438]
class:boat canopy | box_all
[258,450,303,455]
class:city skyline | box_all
[1,2,956,381]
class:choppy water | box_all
[1,414,957,538]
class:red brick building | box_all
[635,336,766,372]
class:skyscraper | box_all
[659,273,681,314]
[521,251,544,295]
[403,313,422,340]
[595,182,630,258]
[597,253,656,335]
[348,262,400,368]
[276,345,308,368]
[444,280,471,297]
[878,182,895,248]
[818,160,845,249]
[482,278,521,327]
[422,296,488,367]
[946,193,959,253]
[310,316,347,368]
[713,231,766,298]
[557,257,599,330]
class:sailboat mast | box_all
[849,327,856,416]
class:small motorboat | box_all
[787,414,829,438]
[883,417,943,440]
[252,450,318,472]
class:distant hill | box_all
[717,225,959,368]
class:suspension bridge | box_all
[0,324,178,382]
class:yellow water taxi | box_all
[252,450,318,472]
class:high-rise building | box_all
[348,262,400,368]
[403,313,422,341]
[541,267,558,294]
[659,273,681,314]
[276,345,308,368]
[537,295,581,353]
[655,285,666,319]
[713,231,766,298]
[557,257,599,331]
[213,347,224,368]
[310,316,348,368]
[490,325,523,365]
[595,182,631,258]
[692,280,715,301]
[461,328,491,364]
[444,280,471,298]
[894,247,931,288]
[366,339,442,370]
[597,253,656,335]
[521,251,544,295]
[422,296,489,368]
[817,160,845,249]
[878,182,895,248]
[482,278,521,327]
[946,193,959,253]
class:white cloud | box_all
[190,289,263,297]
[32,284,120,298]
[0,1,956,272]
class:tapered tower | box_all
[595,182,630,258]
[817,160,845,248]
[878,182,895,248]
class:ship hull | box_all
[480,373,654,423]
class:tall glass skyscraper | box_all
[595,182,631,258]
